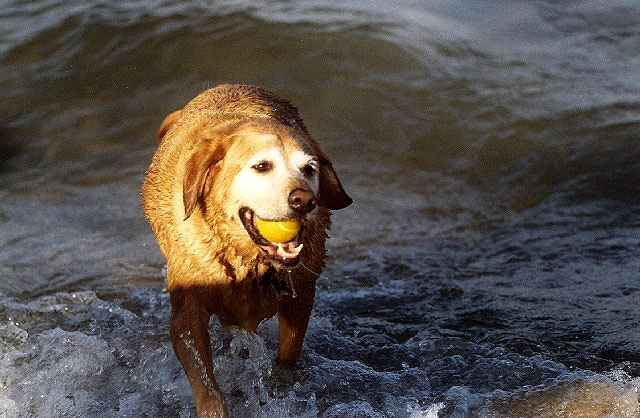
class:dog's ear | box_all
[183,140,225,220]
[157,110,183,142]
[318,156,352,210]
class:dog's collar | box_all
[260,266,297,299]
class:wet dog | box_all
[142,85,351,417]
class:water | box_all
[1,0,639,416]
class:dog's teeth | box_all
[274,242,303,259]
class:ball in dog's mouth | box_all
[254,218,300,243]
[239,207,303,266]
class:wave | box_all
[1,289,638,417]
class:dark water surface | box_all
[1,1,639,416]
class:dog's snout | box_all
[288,188,316,215]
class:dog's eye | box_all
[252,161,273,173]
[302,164,317,178]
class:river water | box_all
[1,1,639,417]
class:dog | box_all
[142,84,351,417]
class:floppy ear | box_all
[157,110,183,142]
[183,140,225,220]
[318,156,352,210]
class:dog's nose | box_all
[288,188,316,215]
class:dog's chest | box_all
[217,266,295,331]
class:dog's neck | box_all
[259,265,297,298]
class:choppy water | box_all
[1,1,640,416]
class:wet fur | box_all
[142,85,350,417]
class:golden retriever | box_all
[142,84,351,417]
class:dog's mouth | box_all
[239,207,303,266]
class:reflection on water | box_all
[1,0,639,416]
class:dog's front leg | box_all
[169,289,228,418]
[276,282,316,368]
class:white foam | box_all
[1,290,639,417]
[407,402,445,418]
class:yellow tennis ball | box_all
[254,218,300,243]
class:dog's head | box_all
[175,118,351,267]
